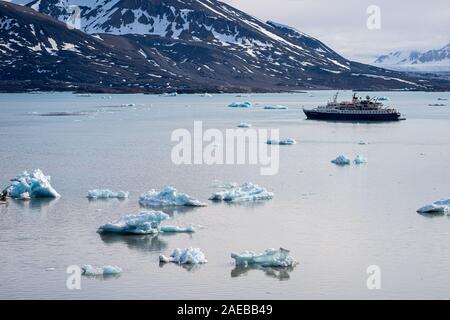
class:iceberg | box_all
[231,248,296,267]
[331,155,351,165]
[81,265,122,276]
[5,169,60,199]
[139,186,206,207]
[97,211,170,235]
[417,198,450,214]
[267,138,296,145]
[87,189,129,199]
[264,105,288,110]
[237,123,252,128]
[160,225,195,233]
[353,155,368,164]
[162,92,178,97]
[209,182,273,202]
[228,102,252,108]
[159,247,207,264]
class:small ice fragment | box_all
[353,155,368,165]
[210,180,239,189]
[160,225,195,233]
[264,105,288,110]
[159,247,207,264]
[231,248,296,267]
[200,93,212,97]
[376,96,390,101]
[121,103,135,107]
[162,92,178,97]
[358,140,369,145]
[81,264,122,276]
[331,155,351,165]
[267,138,296,145]
[417,198,450,214]
[237,123,252,128]
[228,102,252,108]
[5,169,60,199]
[139,186,206,207]
[97,211,170,235]
[87,189,129,199]
[209,182,273,202]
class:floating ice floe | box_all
[231,248,296,267]
[160,225,195,233]
[97,211,170,235]
[162,92,178,97]
[331,155,351,166]
[200,93,213,97]
[417,198,450,214]
[5,169,60,199]
[159,247,207,264]
[267,138,296,145]
[139,186,206,207]
[353,155,368,164]
[358,140,369,145]
[81,265,122,276]
[237,122,252,128]
[209,182,273,202]
[264,105,288,110]
[121,103,135,107]
[228,102,252,108]
[87,189,129,199]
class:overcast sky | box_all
[10,0,450,63]
[223,0,450,63]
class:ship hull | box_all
[303,110,403,122]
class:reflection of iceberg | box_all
[264,105,288,110]
[231,248,296,267]
[331,155,351,165]
[159,247,207,264]
[5,169,60,199]
[87,189,129,199]
[267,138,296,145]
[417,198,450,214]
[139,186,206,207]
[237,123,252,128]
[97,211,170,235]
[209,182,273,202]
[353,155,368,164]
[100,233,168,252]
[82,265,122,276]
[228,102,252,108]
[231,264,294,281]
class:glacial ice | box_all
[139,186,206,207]
[331,155,351,165]
[264,105,288,110]
[228,102,252,108]
[87,189,129,199]
[237,122,252,128]
[353,155,368,164]
[82,264,122,276]
[231,248,296,267]
[5,169,60,199]
[267,138,296,145]
[417,198,450,214]
[97,211,170,235]
[209,182,274,202]
[160,225,195,233]
[159,247,208,264]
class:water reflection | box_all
[417,212,446,219]
[82,273,122,281]
[158,261,202,272]
[11,198,59,211]
[231,265,294,281]
[99,234,168,252]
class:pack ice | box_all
[139,186,206,207]
[267,138,297,145]
[209,182,274,202]
[231,248,296,267]
[331,155,351,165]
[228,102,252,108]
[5,169,60,199]
[159,247,208,264]
[87,189,129,199]
[97,211,170,234]
[82,265,122,276]
[417,198,450,214]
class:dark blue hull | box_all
[303,110,403,122]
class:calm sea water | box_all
[0,91,449,299]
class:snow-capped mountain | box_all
[374,43,450,72]
[1,0,447,92]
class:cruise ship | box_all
[303,93,405,121]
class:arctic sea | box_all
[0,91,449,299]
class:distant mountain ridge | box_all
[1,0,449,92]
